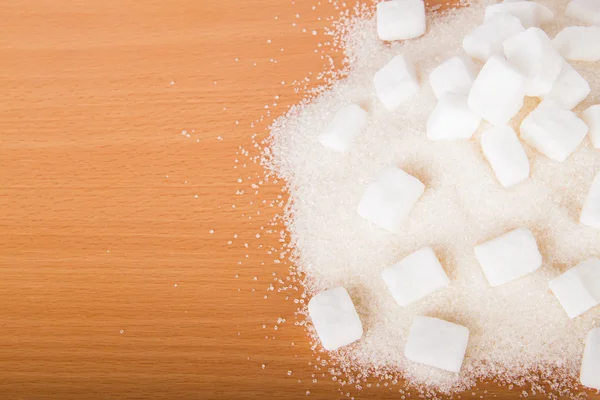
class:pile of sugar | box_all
[263,0,600,396]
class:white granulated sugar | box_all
[263,0,600,396]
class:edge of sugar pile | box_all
[260,0,600,397]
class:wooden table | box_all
[0,0,596,398]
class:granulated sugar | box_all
[263,0,600,396]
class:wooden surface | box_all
[0,1,595,399]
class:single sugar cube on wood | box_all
[377,0,426,41]
[566,0,600,27]
[582,105,600,149]
[541,61,590,110]
[318,104,368,152]
[467,55,526,126]
[308,287,363,351]
[426,94,481,141]
[520,100,588,162]
[503,27,563,96]
[481,125,530,188]
[463,15,525,62]
[381,247,450,307]
[549,258,600,319]
[374,55,420,111]
[429,56,476,99]
[484,1,554,28]
[404,316,469,373]
[474,227,542,287]
[580,171,600,230]
[553,26,600,62]
[358,166,425,233]
[581,328,600,390]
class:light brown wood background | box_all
[0,0,596,399]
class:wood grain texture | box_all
[0,0,597,399]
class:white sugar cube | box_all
[429,56,477,99]
[581,328,600,390]
[377,0,426,41]
[318,104,369,152]
[467,56,526,126]
[358,166,425,233]
[520,100,588,162]
[463,15,525,62]
[308,287,363,351]
[549,258,600,319]
[582,105,600,148]
[481,126,530,188]
[553,26,600,62]
[405,316,469,373]
[426,94,481,141]
[474,227,542,287]
[374,55,420,111]
[541,61,590,110]
[484,1,554,28]
[580,171,600,230]
[381,247,450,307]
[503,27,563,96]
[566,0,600,27]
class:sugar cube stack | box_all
[541,61,590,110]
[426,93,481,141]
[553,26,600,61]
[462,15,525,62]
[549,258,600,319]
[376,0,426,41]
[480,126,530,188]
[318,104,369,152]
[308,287,363,351]
[581,328,600,390]
[580,171,600,230]
[374,55,420,111]
[566,0,600,26]
[582,105,600,149]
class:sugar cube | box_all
[381,247,450,307]
[566,0,600,27]
[520,100,588,162]
[503,27,563,96]
[405,316,469,373]
[377,0,426,41]
[467,56,526,126]
[358,166,425,233]
[481,126,530,188]
[318,104,369,152]
[580,171,600,230]
[582,105,600,149]
[581,328,600,390]
[374,55,420,111]
[463,15,525,62]
[549,258,600,319]
[553,26,600,62]
[474,227,542,287]
[541,61,590,110]
[484,1,554,29]
[426,94,481,141]
[429,56,477,99]
[308,287,363,351]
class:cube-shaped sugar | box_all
[381,247,450,307]
[405,316,469,373]
[580,171,600,230]
[553,26,600,62]
[549,258,600,319]
[474,227,542,287]
[566,0,600,28]
[484,1,554,28]
[429,56,477,99]
[467,56,526,126]
[503,27,563,96]
[358,166,425,233]
[582,105,600,149]
[374,55,420,111]
[463,15,525,62]
[377,0,426,41]
[581,328,600,390]
[541,61,590,110]
[520,100,588,162]
[481,126,530,188]
[308,287,363,351]
[318,104,369,152]
[426,94,481,141]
